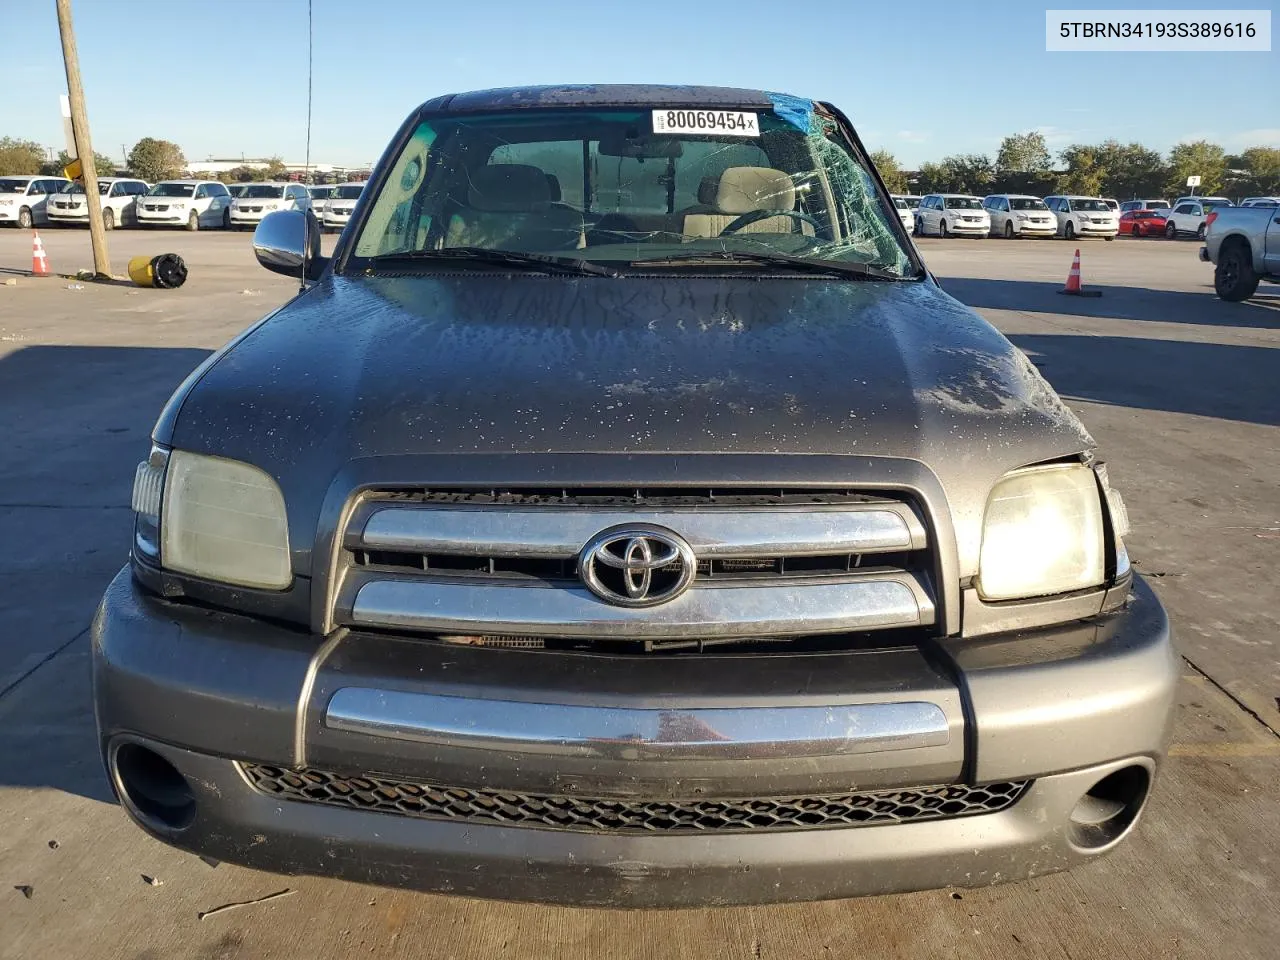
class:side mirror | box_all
[253,208,329,282]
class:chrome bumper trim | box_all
[324,688,950,760]
[354,503,926,557]
[347,574,932,638]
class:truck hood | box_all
[166,273,1094,574]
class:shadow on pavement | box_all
[0,345,211,804]
[1013,334,1280,427]
[943,276,1280,328]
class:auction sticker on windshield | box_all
[652,110,759,136]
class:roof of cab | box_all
[420,84,778,115]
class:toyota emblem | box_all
[578,524,697,607]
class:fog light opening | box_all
[114,743,196,831]
[1068,765,1150,849]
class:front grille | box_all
[336,485,937,644]
[241,765,1028,834]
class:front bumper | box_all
[93,568,1177,906]
[0,207,23,222]
[947,221,989,234]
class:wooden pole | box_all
[55,0,111,279]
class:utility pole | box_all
[55,0,111,279]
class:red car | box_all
[1120,209,1168,237]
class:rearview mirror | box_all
[253,209,328,281]
[596,134,683,159]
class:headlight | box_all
[1015,213,1028,221]
[132,447,291,589]
[976,464,1105,601]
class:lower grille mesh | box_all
[240,764,1028,834]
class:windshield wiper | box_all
[629,250,911,281]
[367,247,619,277]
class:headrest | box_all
[544,173,562,203]
[697,175,720,206]
[467,164,550,212]
[715,167,796,214]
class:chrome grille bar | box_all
[353,503,926,557]
[323,689,951,759]
[347,574,933,638]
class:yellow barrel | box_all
[128,255,155,287]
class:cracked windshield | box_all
[354,107,916,276]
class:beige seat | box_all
[682,166,810,239]
[445,163,584,251]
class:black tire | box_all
[939,219,949,238]
[186,210,200,232]
[1214,242,1260,302]
[222,208,231,230]
[102,208,114,231]
[17,207,32,229]
[1105,234,1114,241]
[1196,223,1206,241]
[1064,221,1075,241]
[1004,221,1015,239]
[914,217,923,237]
[1165,222,1177,239]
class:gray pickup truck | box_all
[93,84,1175,907]
[1201,203,1280,300]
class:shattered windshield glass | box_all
[352,106,917,277]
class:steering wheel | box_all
[718,209,822,236]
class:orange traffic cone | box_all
[31,230,50,277]
[1058,247,1101,298]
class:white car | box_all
[1240,196,1280,207]
[1102,198,1120,213]
[890,195,913,231]
[893,194,922,212]
[137,180,233,230]
[913,194,990,238]
[1172,195,1231,209]
[1163,197,1232,240]
[982,194,1056,238]
[321,181,367,232]
[0,176,71,228]
[308,185,334,214]
[47,177,149,230]
[1118,199,1170,214]
[1043,195,1119,240]
[227,183,251,199]
[228,182,311,229]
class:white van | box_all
[0,176,72,228]
[1043,195,1119,240]
[138,180,234,230]
[48,177,150,230]
[228,182,311,229]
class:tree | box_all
[869,150,907,193]
[127,137,186,182]
[996,132,1052,173]
[0,137,47,175]
[42,150,116,178]
[1165,140,1226,197]
[916,161,947,195]
[1096,141,1166,199]
[1239,146,1280,195]
[262,156,288,180]
[1058,144,1106,196]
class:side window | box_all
[210,183,228,197]
[1175,203,1192,214]
[109,183,125,197]
[194,184,209,199]
[999,199,1010,212]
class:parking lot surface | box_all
[1,228,1277,959]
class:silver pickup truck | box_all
[1201,203,1280,301]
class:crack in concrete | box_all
[1183,654,1280,740]
[0,626,89,703]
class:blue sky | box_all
[3,0,1276,168]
